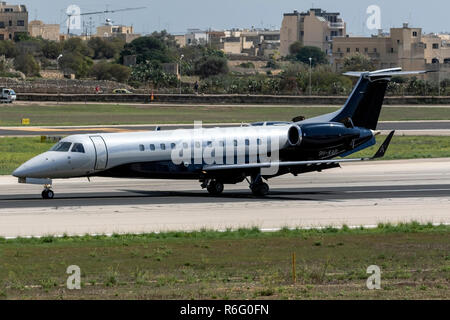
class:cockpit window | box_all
[71,143,85,153]
[50,142,72,152]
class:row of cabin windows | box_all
[139,139,263,151]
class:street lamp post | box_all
[179,54,184,95]
[437,54,442,97]
[309,57,312,96]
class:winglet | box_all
[372,130,395,159]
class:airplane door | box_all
[90,136,108,170]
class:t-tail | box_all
[299,68,427,130]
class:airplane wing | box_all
[203,131,395,171]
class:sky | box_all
[18,0,450,36]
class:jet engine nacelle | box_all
[266,124,302,149]
[300,122,361,148]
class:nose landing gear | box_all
[41,185,54,199]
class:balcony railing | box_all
[329,22,345,28]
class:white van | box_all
[0,88,16,103]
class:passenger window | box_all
[160,144,166,150]
[233,140,238,147]
[139,144,145,151]
[71,143,85,153]
[50,142,72,152]
[245,139,249,146]
[183,142,188,148]
[171,143,176,149]
[150,144,155,151]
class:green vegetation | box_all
[0,104,338,127]
[341,53,375,72]
[0,137,53,175]
[238,62,255,69]
[351,135,450,160]
[90,61,131,83]
[1,135,450,175]
[0,223,448,299]
[195,55,229,79]
[2,32,450,96]
[288,44,328,66]
[3,104,450,127]
[13,53,40,77]
[120,32,174,65]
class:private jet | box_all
[13,68,425,199]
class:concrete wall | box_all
[0,78,133,94]
[280,14,299,56]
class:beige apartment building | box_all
[96,24,140,43]
[28,20,59,41]
[280,8,346,57]
[332,23,450,74]
[0,2,28,40]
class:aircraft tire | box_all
[42,189,54,199]
[207,181,224,195]
[251,182,269,196]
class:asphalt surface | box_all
[0,158,449,238]
[2,121,450,136]
[1,183,449,209]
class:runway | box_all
[0,158,449,238]
[2,120,450,136]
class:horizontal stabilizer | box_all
[344,69,427,78]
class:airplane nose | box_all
[12,165,27,178]
[12,153,54,178]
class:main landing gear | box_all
[249,175,270,197]
[41,185,54,199]
[201,179,225,195]
[200,175,270,197]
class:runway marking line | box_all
[6,127,139,133]
[345,188,450,193]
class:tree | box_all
[63,38,93,57]
[178,45,226,76]
[341,53,375,72]
[194,56,228,79]
[289,41,303,55]
[292,46,328,66]
[14,53,40,76]
[0,40,18,58]
[42,40,62,59]
[59,52,93,78]
[148,30,178,49]
[120,36,173,65]
[88,37,125,60]
[90,61,131,82]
